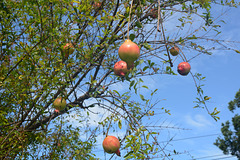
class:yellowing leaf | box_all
[118,14,125,18]
[19,75,23,80]
[204,96,211,100]
[118,120,122,129]
[235,50,240,54]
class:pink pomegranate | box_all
[170,46,179,56]
[114,60,133,77]
[102,136,121,156]
[177,62,191,76]
[63,43,74,58]
[118,39,140,64]
[53,97,66,111]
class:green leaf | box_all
[151,89,158,96]
[124,151,134,158]
[118,14,125,18]
[142,42,152,50]
[187,35,197,39]
[135,21,142,28]
[138,59,144,64]
[143,66,149,71]
[113,90,120,96]
[129,34,135,41]
[140,94,144,101]
[235,50,240,54]
[130,80,135,88]
[142,85,148,89]
[136,143,140,152]
[204,96,211,100]
[118,120,122,129]
[173,149,177,154]
[146,133,150,141]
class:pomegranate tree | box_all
[177,62,191,76]
[102,136,121,156]
[63,43,74,58]
[53,97,66,112]
[118,39,140,64]
[170,46,179,56]
[114,60,133,77]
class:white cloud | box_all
[185,114,213,128]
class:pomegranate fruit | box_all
[118,39,140,64]
[149,9,157,19]
[170,46,179,56]
[102,136,121,156]
[177,62,191,76]
[53,97,66,111]
[93,2,102,8]
[63,43,74,58]
[114,60,134,77]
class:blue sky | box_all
[58,3,240,160]
[87,4,240,160]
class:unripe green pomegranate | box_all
[53,97,66,112]
[170,46,179,56]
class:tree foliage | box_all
[0,0,239,159]
[214,89,240,159]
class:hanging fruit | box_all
[53,97,66,112]
[177,62,191,76]
[170,46,179,56]
[102,136,121,157]
[93,2,102,8]
[63,43,74,58]
[113,60,134,77]
[149,8,158,19]
[118,39,140,64]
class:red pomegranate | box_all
[149,9,157,19]
[170,46,179,56]
[63,43,74,58]
[114,60,133,77]
[118,39,140,64]
[53,97,66,112]
[93,2,102,8]
[102,136,121,156]
[177,62,191,76]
